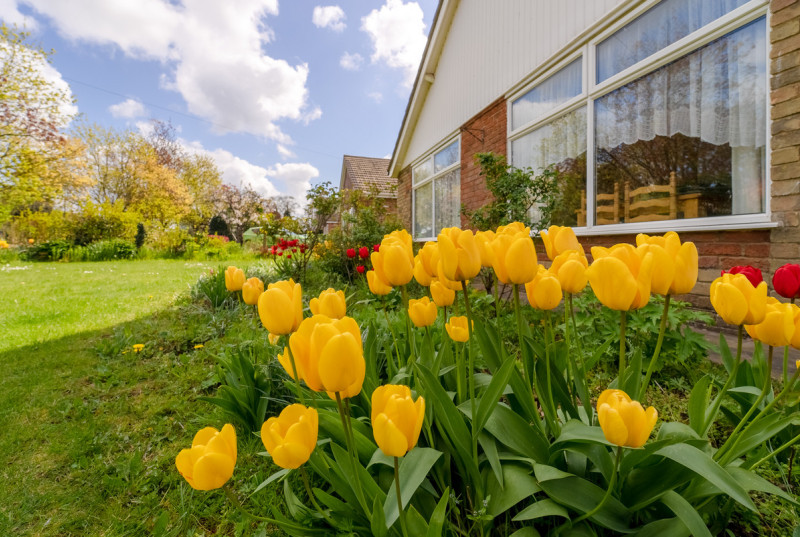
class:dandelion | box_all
[194,344,204,349]
[132,344,144,352]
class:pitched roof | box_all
[341,155,396,198]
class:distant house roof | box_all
[340,155,396,198]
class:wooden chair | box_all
[576,183,620,226]
[623,172,678,223]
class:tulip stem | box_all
[455,343,465,404]
[382,298,401,378]
[639,294,671,401]
[618,311,627,389]
[394,457,409,537]
[750,429,800,470]
[300,467,336,527]
[460,281,479,468]
[493,272,500,319]
[223,486,282,525]
[568,293,590,415]
[716,345,774,464]
[563,293,576,402]
[285,340,306,406]
[544,312,559,437]
[562,446,623,530]
[401,285,415,368]
[783,346,790,386]
[512,284,529,383]
[702,325,744,437]
[334,392,368,514]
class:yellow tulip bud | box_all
[242,277,264,305]
[437,227,481,282]
[475,230,496,267]
[525,266,562,310]
[225,266,245,291]
[445,316,471,342]
[371,385,425,458]
[309,288,346,319]
[587,248,654,311]
[541,226,580,261]
[372,242,413,287]
[285,315,365,399]
[408,296,438,327]
[791,305,800,350]
[597,389,657,448]
[436,259,465,291]
[430,279,455,307]
[636,232,698,295]
[418,242,440,277]
[505,235,538,285]
[175,424,237,490]
[548,249,588,294]
[258,279,303,335]
[496,222,530,236]
[268,333,280,345]
[261,404,318,469]
[710,273,767,326]
[367,270,393,296]
[413,256,434,287]
[745,298,796,348]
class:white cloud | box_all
[339,51,362,71]
[15,0,318,144]
[0,0,38,28]
[368,91,383,103]
[276,144,295,159]
[312,5,346,32]
[108,98,146,119]
[265,162,320,200]
[361,0,427,87]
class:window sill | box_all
[568,216,777,237]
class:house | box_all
[330,155,398,232]
[390,0,800,309]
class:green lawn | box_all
[0,259,281,536]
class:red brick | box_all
[744,243,771,257]
[720,257,770,271]
[699,255,719,269]
[699,243,741,256]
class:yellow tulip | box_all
[436,259,464,291]
[258,279,303,335]
[496,222,530,236]
[430,279,455,307]
[541,226,581,261]
[242,277,264,305]
[367,270,392,296]
[309,288,347,319]
[710,273,767,326]
[587,247,654,311]
[548,249,588,294]
[445,316,471,342]
[408,297,438,328]
[225,266,245,291]
[437,227,482,282]
[280,314,365,399]
[261,404,318,469]
[371,385,425,458]
[413,255,434,287]
[417,242,440,277]
[597,389,657,448]
[636,232,698,295]
[524,266,562,310]
[175,424,237,490]
[792,305,800,350]
[745,297,796,348]
[475,230,496,267]
[268,333,280,345]
[372,230,415,287]
[490,231,538,285]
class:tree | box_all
[0,24,80,225]
[181,153,223,235]
[215,184,267,242]
[270,195,300,218]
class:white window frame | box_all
[411,134,461,241]
[506,0,773,236]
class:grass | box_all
[0,259,285,536]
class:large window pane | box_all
[434,140,459,172]
[512,58,582,130]
[511,107,587,226]
[596,0,750,83]
[414,182,433,238]
[594,19,766,224]
[413,159,433,185]
[435,169,461,232]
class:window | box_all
[509,0,767,231]
[413,139,460,239]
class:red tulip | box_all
[278,252,283,256]
[346,248,356,258]
[359,246,369,259]
[773,263,800,300]
[722,265,762,287]
[373,244,380,253]
[357,265,366,274]
[287,254,292,259]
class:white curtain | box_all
[512,58,582,130]
[595,20,766,151]
[512,107,586,172]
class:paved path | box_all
[697,326,800,378]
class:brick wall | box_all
[770,0,800,271]
[460,97,507,227]
[397,166,413,231]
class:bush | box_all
[70,201,139,246]
[135,223,146,249]
[208,215,231,239]
[79,239,137,261]
[21,239,74,261]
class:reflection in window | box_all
[511,107,587,226]
[434,140,459,172]
[596,0,750,83]
[413,181,433,238]
[413,139,461,238]
[512,58,582,130]
[595,19,766,224]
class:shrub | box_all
[208,214,231,240]
[81,239,137,261]
[21,239,74,261]
[70,201,139,245]
[135,223,146,249]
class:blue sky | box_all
[0,0,437,201]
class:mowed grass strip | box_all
[0,259,283,536]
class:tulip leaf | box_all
[253,468,289,495]
[719,333,734,374]
[688,375,713,435]
[370,496,388,537]
[722,412,797,462]
[726,466,800,506]
[654,444,756,511]
[367,449,394,469]
[631,517,689,537]
[509,529,541,537]
[478,432,503,488]
[474,357,518,435]
[554,419,613,447]
[478,402,549,463]
[405,505,430,536]
[425,487,450,537]
[383,447,442,529]
[533,464,632,533]
[330,442,385,517]
[512,498,569,521]
[660,490,713,537]
[485,463,541,517]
